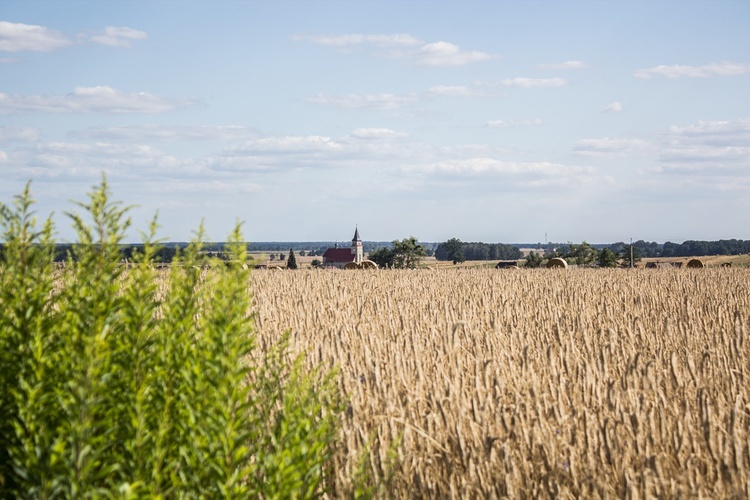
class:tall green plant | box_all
[0,178,341,498]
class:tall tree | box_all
[391,237,427,269]
[598,247,618,268]
[286,248,297,269]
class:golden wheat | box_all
[249,268,750,498]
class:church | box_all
[321,228,365,269]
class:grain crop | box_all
[250,268,750,498]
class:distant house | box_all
[322,228,364,269]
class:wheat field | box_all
[250,268,749,498]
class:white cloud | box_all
[306,92,417,109]
[0,126,39,142]
[70,124,251,141]
[291,33,421,48]
[0,86,195,114]
[538,60,588,70]
[635,62,750,79]
[90,26,147,48]
[426,85,474,97]
[416,41,493,67]
[294,33,494,67]
[1,57,19,63]
[228,135,343,154]
[487,119,543,128]
[415,158,593,177]
[0,21,72,52]
[501,77,566,88]
[658,119,750,172]
[602,101,623,113]
[349,128,407,140]
[573,137,650,157]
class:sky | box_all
[1,0,749,244]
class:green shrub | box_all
[0,179,340,498]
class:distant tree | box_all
[298,250,306,257]
[524,251,544,268]
[435,238,463,262]
[620,245,642,267]
[564,241,598,266]
[287,248,297,269]
[368,246,395,268]
[311,258,322,268]
[598,247,618,268]
[392,237,427,269]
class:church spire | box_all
[351,226,363,264]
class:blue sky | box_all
[1,1,749,244]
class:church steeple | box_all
[351,226,363,264]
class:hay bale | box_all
[721,262,732,268]
[686,258,704,269]
[546,257,568,269]
[344,262,359,270]
[360,260,378,269]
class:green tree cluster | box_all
[435,239,522,262]
[0,180,340,498]
[368,237,427,269]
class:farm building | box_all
[322,228,364,269]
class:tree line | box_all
[434,238,522,263]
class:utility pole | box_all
[630,237,634,268]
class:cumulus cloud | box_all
[0,86,195,114]
[0,126,39,142]
[658,119,750,172]
[349,128,407,140]
[418,158,592,176]
[294,32,494,66]
[635,62,750,79]
[70,124,251,141]
[0,21,72,52]
[573,137,650,157]
[416,41,493,67]
[90,26,148,48]
[426,85,474,97]
[227,135,343,154]
[306,92,417,110]
[602,101,623,113]
[487,119,543,128]
[291,33,421,48]
[538,60,588,70]
[501,77,566,88]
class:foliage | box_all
[391,237,427,269]
[597,247,619,268]
[311,258,322,268]
[435,239,521,262]
[0,180,340,498]
[524,251,544,268]
[619,244,642,266]
[367,246,395,269]
[287,248,298,269]
[562,241,599,266]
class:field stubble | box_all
[250,268,750,498]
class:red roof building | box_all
[322,228,364,268]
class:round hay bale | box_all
[360,260,378,269]
[546,257,568,269]
[721,262,732,268]
[686,258,704,269]
[344,262,359,270]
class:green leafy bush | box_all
[0,180,340,498]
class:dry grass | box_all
[250,268,750,498]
